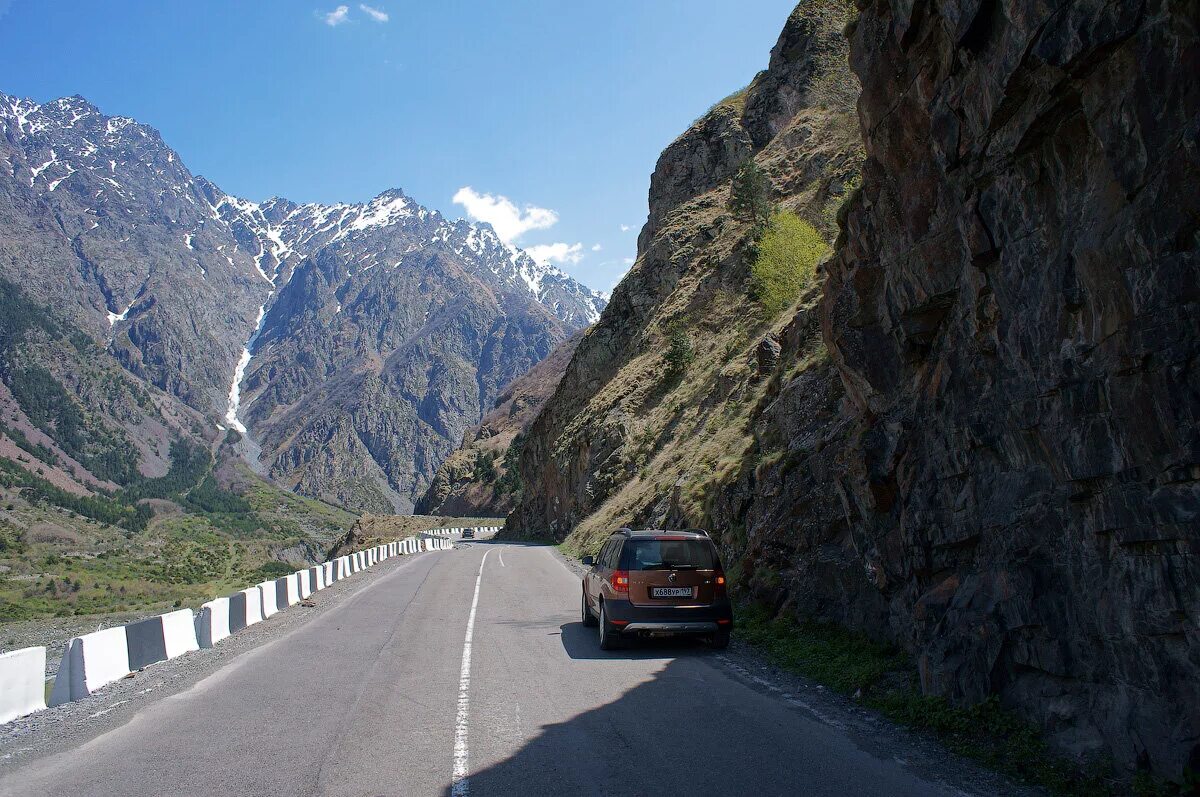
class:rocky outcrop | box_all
[823,0,1200,776]
[509,0,861,543]
[416,331,583,516]
[510,0,1198,780]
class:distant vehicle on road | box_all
[581,528,732,650]
[462,528,475,539]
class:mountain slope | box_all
[0,91,606,512]
[415,330,584,516]
[508,0,1198,781]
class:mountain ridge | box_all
[0,89,605,510]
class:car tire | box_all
[710,629,730,650]
[599,602,620,650]
[581,591,597,627]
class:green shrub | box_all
[473,451,498,483]
[496,436,523,496]
[728,159,774,230]
[750,211,829,316]
[663,322,696,379]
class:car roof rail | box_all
[683,528,710,537]
[613,527,633,536]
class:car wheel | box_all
[581,591,597,627]
[599,602,620,650]
[709,629,730,650]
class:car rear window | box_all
[619,539,716,571]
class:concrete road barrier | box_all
[0,646,47,724]
[259,580,280,618]
[322,561,335,584]
[49,626,130,706]
[125,609,199,671]
[196,597,231,648]
[229,587,263,634]
[296,569,312,599]
[275,573,300,607]
[306,565,324,593]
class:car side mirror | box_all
[581,555,595,567]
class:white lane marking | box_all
[716,655,847,730]
[498,548,505,567]
[452,549,491,796]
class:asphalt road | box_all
[0,541,1001,796]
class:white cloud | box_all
[323,5,350,25]
[623,257,635,265]
[452,186,558,244]
[591,243,602,252]
[620,224,631,232]
[359,3,388,22]
[527,242,584,266]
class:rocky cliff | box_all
[509,0,1198,779]
[825,0,1199,776]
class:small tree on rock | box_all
[728,159,774,231]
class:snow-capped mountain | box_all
[200,183,605,327]
[0,91,606,511]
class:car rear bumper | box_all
[603,598,733,635]
[623,621,720,634]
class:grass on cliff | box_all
[737,603,1190,796]
[751,211,829,316]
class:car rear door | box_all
[622,537,720,607]
[587,540,613,608]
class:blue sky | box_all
[0,0,796,291]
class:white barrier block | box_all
[275,573,300,607]
[161,609,200,659]
[224,587,262,635]
[125,609,199,670]
[307,565,325,592]
[296,570,312,599]
[49,626,130,705]
[196,597,231,648]
[322,561,334,584]
[259,580,279,618]
[0,646,46,724]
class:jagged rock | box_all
[755,335,782,375]
[823,0,1200,776]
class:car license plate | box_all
[651,587,694,598]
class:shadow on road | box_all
[445,654,956,797]
[560,620,719,661]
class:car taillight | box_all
[714,571,727,598]
[610,570,629,593]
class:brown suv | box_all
[581,528,733,650]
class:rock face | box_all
[509,0,1198,779]
[0,92,606,512]
[825,0,1200,775]
[415,331,583,517]
[509,1,860,544]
